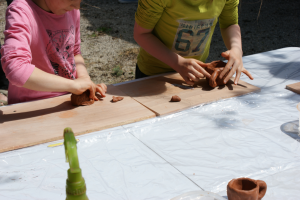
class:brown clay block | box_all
[170,95,181,102]
[71,90,94,106]
[111,96,124,103]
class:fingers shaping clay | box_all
[203,60,230,88]
[111,96,124,102]
[170,95,181,102]
[227,177,267,200]
[71,90,94,106]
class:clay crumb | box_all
[170,95,181,102]
[111,96,124,103]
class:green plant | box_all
[97,27,112,34]
[87,27,111,38]
[88,33,97,38]
[112,65,123,77]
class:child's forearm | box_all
[23,66,107,98]
[74,54,89,78]
[23,67,76,93]
[134,22,183,71]
[220,24,243,55]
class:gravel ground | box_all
[0,0,299,85]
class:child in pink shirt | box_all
[1,0,107,104]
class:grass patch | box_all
[87,27,112,38]
[88,33,97,38]
[112,65,123,77]
[97,27,112,34]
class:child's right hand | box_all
[71,76,107,100]
[175,57,211,85]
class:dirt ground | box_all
[0,0,299,85]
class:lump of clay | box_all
[71,90,94,106]
[111,96,124,103]
[170,95,181,102]
[203,60,229,88]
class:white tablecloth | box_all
[1,47,300,200]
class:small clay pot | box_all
[111,96,124,102]
[170,95,181,102]
[71,90,94,106]
[203,60,229,88]
[227,178,267,200]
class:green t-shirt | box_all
[135,0,239,75]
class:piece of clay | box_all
[202,60,253,88]
[111,96,124,102]
[71,90,94,106]
[227,177,267,200]
[202,60,229,88]
[170,95,181,102]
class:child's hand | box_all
[95,83,107,99]
[219,48,254,85]
[176,57,211,85]
[72,76,107,100]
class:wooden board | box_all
[0,85,155,153]
[286,82,300,94]
[116,73,261,116]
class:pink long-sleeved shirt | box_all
[1,0,81,104]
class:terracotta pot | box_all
[227,177,267,200]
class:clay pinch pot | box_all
[111,96,124,103]
[71,90,94,106]
[227,177,267,200]
[202,60,229,88]
[170,95,181,102]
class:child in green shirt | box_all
[134,0,253,85]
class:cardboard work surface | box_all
[0,85,155,153]
[116,73,261,116]
[286,82,300,94]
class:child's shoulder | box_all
[6,0,79,21]
[7,0,32,10]
[69,9,80,18]
[6,0,37,17]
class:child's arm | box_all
[22,56,107,101]
[134,22,211,85]
[72,10,107,100]
[218,0,253,85]
[22,67,94,96]
[23,67,79,93]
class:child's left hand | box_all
[219,47,254,85]
[95,83,107,100]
